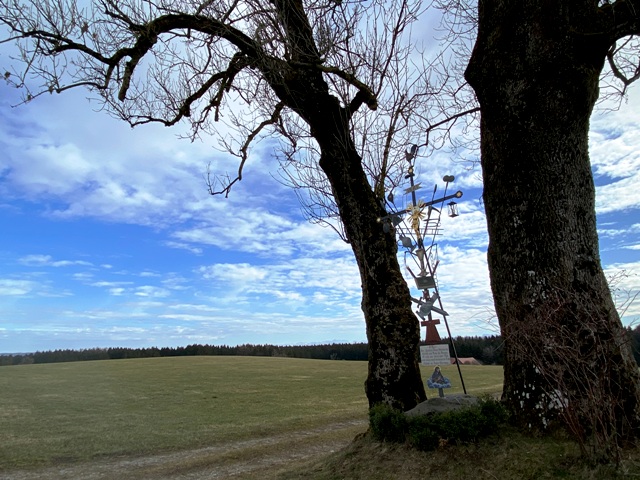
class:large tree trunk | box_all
[465,0,640,450]
[256,0,426,412]
[275,65,426,411]
[316,105,427,411]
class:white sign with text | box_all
[420,344,451,366]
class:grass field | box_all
[0,357,499,472]
[4,357,637,479]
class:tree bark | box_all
[257,1,427,411]
[315,101,427,411]
[272,59,426,410]
[466,0,640,445]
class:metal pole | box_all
[425,237,467,395]
[403,147,466,395]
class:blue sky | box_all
[1,46,640,354]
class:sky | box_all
[1,28,640,354]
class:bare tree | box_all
[0,0,446,410]
[463,0,640,458]
[273,2,446,241]
[424,0,640,459]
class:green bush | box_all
[369,398,509,451]
[369,403,408,443]
[430,398,508,446]
[428,407,485,443]
[407,416,440,451]
[478,396,509,435]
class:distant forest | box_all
[2,327,640,367]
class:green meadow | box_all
[0,356,500,471]
[3,357,639,479]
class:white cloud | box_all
[199,263,268,283]
[90,281,134,288]
[591,87,640,215]
[158,313,219,322]
[172,203,351,259]
[439,207,488,248]
[161,274,191,291]
[167,303,223,312]
[0,88,220,227]
[164,241,204,255]
[135,285,171,298]
[590,129,640,181]
[140,271,161,278]
[199,256,361,296]
[72,272,94,281]
[0,279,34,296]
[599,223,640,239]
[18,254,92,267]
[596,175,640,214]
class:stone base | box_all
[404,394,479,417]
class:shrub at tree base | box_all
[407,419,440,451]
[368,403,408,444]
[369,398,509,452]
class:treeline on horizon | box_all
[2,337,501,366]
[2,328,640,367]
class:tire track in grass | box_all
[1,420,367,480]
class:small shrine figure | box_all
[427,365,451,398]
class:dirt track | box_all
[1,420,367,480]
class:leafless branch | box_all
[0,0,478,232]
[605,37,640,97]
[207,101,285,197]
